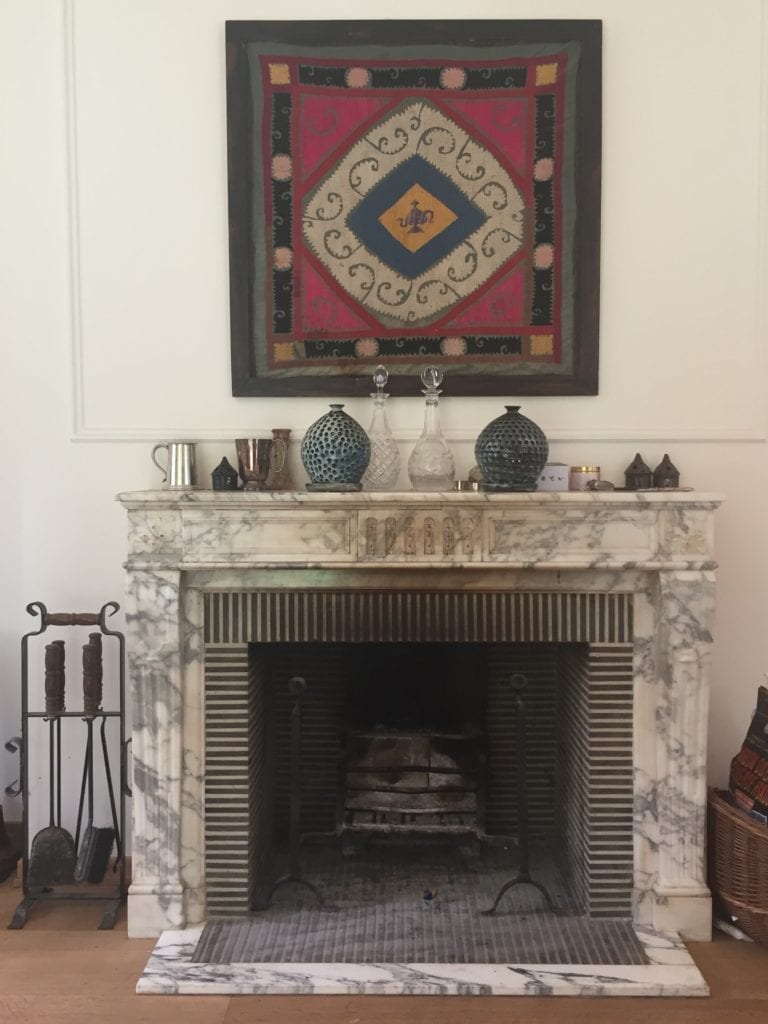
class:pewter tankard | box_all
[151,441,198,488]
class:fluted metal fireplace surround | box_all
[119,489,721,996]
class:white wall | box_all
[1,0,767,831]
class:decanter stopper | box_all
[373,365,389,394]
[421,365,444,394]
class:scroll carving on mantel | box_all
[117,490,722,941]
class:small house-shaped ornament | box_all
[211,456,240,491]
[652,454,680,489]
[624,453,653,490]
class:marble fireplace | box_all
[119,489,721,996]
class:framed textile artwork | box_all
[226,20,601,397]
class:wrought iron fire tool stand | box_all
[9,602,129,930]
[255,676,334,911]
[483,673,556,916]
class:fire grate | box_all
[343,731,482,836]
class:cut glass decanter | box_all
[362,366,401,491]
[407,366,455,491]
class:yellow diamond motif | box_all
[268,63,291,85]
[272,341,297,362]
[530,334,554,356]
[535,63,558,86]
[378,184,458,254]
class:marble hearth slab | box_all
[136,925,708,997]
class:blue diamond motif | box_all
[346,155,488,280]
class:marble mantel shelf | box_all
[117,489,722,573]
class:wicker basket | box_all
[708,787,768,943]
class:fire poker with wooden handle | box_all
[75,633,115,883]
[75,635,102,854]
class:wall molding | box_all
[64,0,768,446]
[65,0,87,443]
[69,424,767,445]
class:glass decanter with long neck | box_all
[408,366,455,491]
[362,365,401,491]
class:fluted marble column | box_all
[651,570,716,940]
[125,568,186,937]
[179,585,206,926]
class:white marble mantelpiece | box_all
[117,489,722,963]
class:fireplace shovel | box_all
[28,641,76,888]
[74,635,115,884]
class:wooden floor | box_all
[2,877,768,1024]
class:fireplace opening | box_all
[215,640,634,926]
[200,586,638,963]
[201,635,638,963]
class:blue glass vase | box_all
[474,405,548,492]
[301,404,371,491]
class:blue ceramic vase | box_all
[474,405,548,492]
[301,404,371,491]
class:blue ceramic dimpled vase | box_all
[301,404,371,491]
[474,405,548,492]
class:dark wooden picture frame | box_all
[226,20,601,397]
